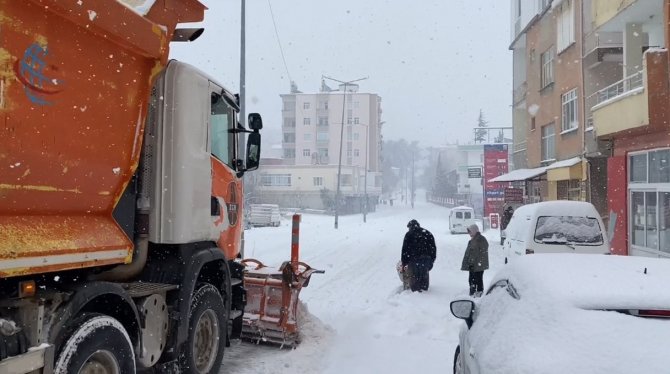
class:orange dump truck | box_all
[0,1,262,372]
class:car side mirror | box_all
[248,113,263,130]
[245,132,261,171]
[451,300,475,328]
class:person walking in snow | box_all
[401,219,437,292]
[461,223,489,297]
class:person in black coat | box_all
[401,219,437,292]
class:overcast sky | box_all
[170,0,512,148]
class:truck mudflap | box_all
[240,259,323,348]
[0,343,54,374]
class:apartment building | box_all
[505,0,606,212]
[256,82,383,212]
[586,0,669,257]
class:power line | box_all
[267,0,292,84]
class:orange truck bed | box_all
[0,0,205,277]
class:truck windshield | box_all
[534,216,604,245]
[210,92,235,167]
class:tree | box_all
[475,109,488,143]
[494,129,504,143]
[433,153,450,198]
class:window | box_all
[283,132,295,143]
[284,117,296,128]
[354,101,360,108]
[557,179,581,200]
[456,212,463,219]
[630,154,647,183]
[354,149,360,157]
[210,92,235,168]
[318,117,329,126]
[649,150,670,183]
[354,117,360,124]
[303,102,310,109]
[629,150,670,254]
[541,124,555,162]
[354,133,360,140]
[556,0,575,52]
[304,133,313,141]
[341,174,352,186]
[464,212,472,219]
[303,149,311,157]
[561,89,578,132]
[313,177,323,186]
[347,109,353,124]
[541,48,554,88]
[539,0,550,10]
[318,148,329,158]
[317,132,329,141]
[347,149,352,157]
[283,101,295,110]
[283,148,295,158]
[530,117,536,131]
[534,216,603,245]
[261,174,291,187]
[303,118,311,125]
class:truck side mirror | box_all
[245,132,261,171]
[248,113,263,130]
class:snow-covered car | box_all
[450,254,670,374]
[502,201,609,263]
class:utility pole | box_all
[238,0,246,152]
[411,153,415,209]
[323,75,368,229]
[363,124,368,222]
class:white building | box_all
[255,82,383,212]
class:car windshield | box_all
[534,216,603,245]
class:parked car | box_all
[450,254,670,374]
[449,206,477,234]
[502,201,609,263]
[248,203,281,227]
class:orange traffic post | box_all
[291,214,301,272]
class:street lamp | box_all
[323,75,368,229]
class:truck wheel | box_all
[180,283,227,374]
[54,313,135,374]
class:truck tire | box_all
[54,313,135,374]
[180,283,227,374]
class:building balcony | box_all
[512,82,527,106]
[591,49,669,138]
[583,31,623,69]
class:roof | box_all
[490,167,547,182]
[492,253,670,309]
[545,156,581,170]
[452,206,474,211]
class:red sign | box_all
[483,144,509,217]
[504,188,524,204]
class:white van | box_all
[503,201,610,263]
[248,204,281,227]
[449,206,477,234]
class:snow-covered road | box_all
[223,199,503,373]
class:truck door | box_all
[208,84,242,260]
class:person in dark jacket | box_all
[500,206,514,245]
[461,223,489,297]
[401,219,437,292]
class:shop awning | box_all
[490,167,547,182]
[546,157,583,181]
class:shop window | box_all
[660,192,670,253]
[629,154,647,183]
[649,150,670,183]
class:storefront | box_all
[626,148,670,258]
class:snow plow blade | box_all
[240,259,324,347]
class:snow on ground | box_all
[222,196,504,373]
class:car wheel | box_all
[453,345,464,374]
[180,283,227,374]
[54,313,135,374]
